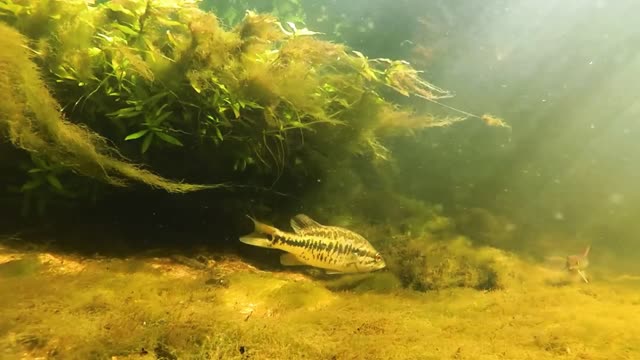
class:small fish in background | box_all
[239,214,386,274]
[566,246,590,283]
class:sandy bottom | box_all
[0,243,639,360]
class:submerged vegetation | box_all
[0,0,504,214]
[0,22,213,194]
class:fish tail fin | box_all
[239,216,279,248]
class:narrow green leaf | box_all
[154,110,173,125]
[234,158,247,171]
[124,129,149,140]
[231,103,240,118]
[104,3,135,17]
[108,107,143,119]
[157,17,184,28]
[243,101,263,109]
[336,98,350,107]
[112,23,139,36]
[145,91,170,106]
[155,103,169,117]
[46,174,64,191]
[141,133,154,153]
[21,179,44,192]
[31,155,47,169]
[155,132,183,146]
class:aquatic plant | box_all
[0,22,215,193]
[0,0,505,221]
[14,154,73,217]
[385,234,524,291]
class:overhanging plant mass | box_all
[0,0,505,207]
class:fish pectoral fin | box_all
[325,261,358,275]
[239,233,273,248]
[346,261,360,272]
[290,214,322,233]
[280,253,307,266]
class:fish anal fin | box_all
[280,253,307,266]
[290,214,322,233]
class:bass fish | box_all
[240,214,386,274]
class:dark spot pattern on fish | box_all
[326,242,334,254]
[281,237,307,248]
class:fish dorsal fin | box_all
[290,214,322,233]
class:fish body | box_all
[566,246,590,283]
[240,214,386,274]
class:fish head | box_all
[357,251,387,272]
[566,254,588,271]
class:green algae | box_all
[0,254,43,277]
[1,243,639,360]
[324,272,402,293]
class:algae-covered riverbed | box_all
[1,239,639,360]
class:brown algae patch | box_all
[0,253,22,265]
[37,253,86,275]
[147,258,203,280]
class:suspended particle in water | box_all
[608,193,624,205]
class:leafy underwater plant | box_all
[0,0,506,206]
[0,21,217,193]
[14,154,72,217]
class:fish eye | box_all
[374,253,382,261]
